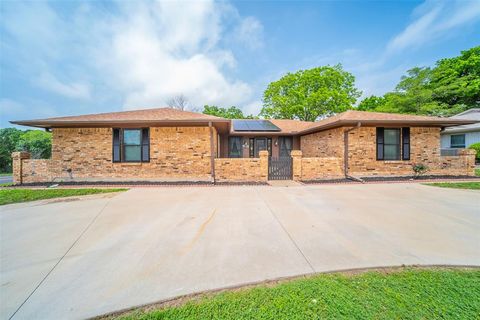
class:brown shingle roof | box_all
[298,110,478,135]
[268,119,315,134]
[11,107,228,128]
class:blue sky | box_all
[1,0,479,128]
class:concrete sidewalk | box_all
[1,183,479,319]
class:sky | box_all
[1,0,479,128]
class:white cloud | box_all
[1,0,261,112]
[234,16,264,50]
[35,72,91,100]
[94,1,253,110]
[387,0,480,53]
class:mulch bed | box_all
[302,175,480,184]
[7,180,269,188]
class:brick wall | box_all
[214,151,268,182]
[300,127,344,157]
[347,126,475,177]
[13,126,217,183]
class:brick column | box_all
[259,150,269,181]
[291,150,302,181]
[12,151,30,185]
[459,149,476,176]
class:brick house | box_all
[10,108,477,184]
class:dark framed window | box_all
[112,128,149,163]
[279,137,293,157]
[377,127,409,161]
[228,137,242,158]
[450,134,465,148]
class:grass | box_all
[425,181,480,190]
[115,268,480,320]
[0,188,127,205]
[0,172,12,176]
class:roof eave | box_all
[298,119,478,135]
[10,118,230,129]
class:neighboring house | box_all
[441,108,480,149]
[10,108,477,184]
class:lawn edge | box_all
[0,188,128,207]
[93,264,480,320]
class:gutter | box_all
[344,122,364,182]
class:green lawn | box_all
[0,188,127,205]
[425,182,480,190]
[0,173,12,176]
[115,268,480,320]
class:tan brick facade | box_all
[300,127,344,157]
[214,151,268,182]
[12,124,475,184]
[346,126,475,177]
[14,126,217,183]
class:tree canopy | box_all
[357,46,480,116]
[202,105,254,119]
[0,128,51,173]
[260,64,361,121]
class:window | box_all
[228,137,242,158]
[112,128,149,163]
[450,134,465,148]
[376,128,409,161]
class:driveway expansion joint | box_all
[258,193,316,273]
[7,197,113,320]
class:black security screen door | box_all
[269,156,293,180]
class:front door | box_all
[254,138,267,157]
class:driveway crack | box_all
[8,197,113,320]
[258,191,316,273]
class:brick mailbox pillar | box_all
[291,150,302,181]
[259,150,269,181]
[459,149,477,176]
[12,151,31,185]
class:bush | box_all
[412,163,428,178]
[468,142,480,162]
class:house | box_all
[441,108,480,150]
[10,108,477,184]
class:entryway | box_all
[268,156,293,180]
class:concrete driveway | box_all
[1,183,479,319]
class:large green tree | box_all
[203,105,254,119]
[0,128,51,173]
[260,64,361,121]
[357,46,480,116]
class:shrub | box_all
[468,143,480,162]
[412,163,428,178]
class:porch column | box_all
[291,150,302,181]
[12,151,30,185]
[259,150,269,181]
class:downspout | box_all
[344,122,364,182]
[209,121,216,184]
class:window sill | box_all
[382,160,409,164]
[114,162,144,166]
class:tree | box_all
[202,105,254,119]
[360,46,480,116]
[0,128,52,173]
[16,130,52,159]
[166,94,189,110]
[260,64,361,121]
[357,95,386,111]
[0,128,23,172]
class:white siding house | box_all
[441,109,480,149]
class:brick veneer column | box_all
[12,151,30,185]
[459,149,477,176]
[291,150,302,181]
[259,150,269,181]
